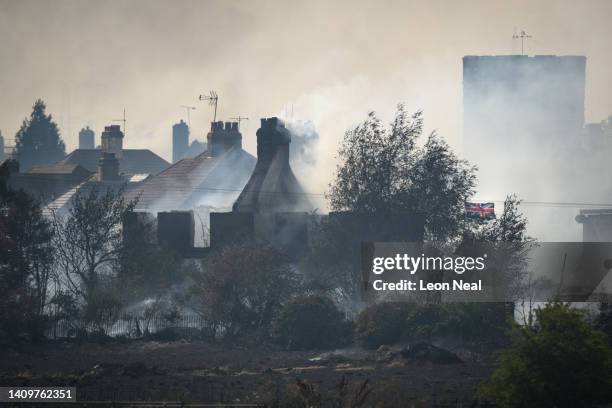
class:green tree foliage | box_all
[0,161,55,342]
[328,105,476,240]
[52,185,137,326]
[462,195,536,306]
[273,295,352,350]
[481,303,612,408]
[471,194,531,243]
[14,99,66,172]
[189,244,301,342]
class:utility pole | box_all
[113,108,127,137]
[512,30,532,55]
[180,105,196,127]
[230,116,249,130]
[198,91,219,122]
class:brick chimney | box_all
[101,125,124,158]
[97,152,120,181]
[206,121,242,156]
[257,117,291,165]
[79,126,95,149]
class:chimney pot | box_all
[207,120,243,156]
[101,124,124,158]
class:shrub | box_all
[355,302,512,349]
[354,302,415,348]
[439,303,512,349]
[190,244,301,342]
[274,295,352,350]
[480,303,612,407]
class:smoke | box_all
[464,56,611,241]
[1,0,612,240]
[283,120,324,210]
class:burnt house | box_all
[126,117,425,261]
[209,117,425,259]
[127,121,255,212]
[209,117,314,257]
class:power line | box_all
[8,174,612,208]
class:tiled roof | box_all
[44,175,144,215]
[29,163,91,177]
[61,149,169,176]
[7,170,92,204]
[127,147,256,212]
[233,149,311,213]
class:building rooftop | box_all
[126,146,256,212]
[61,148,169,176]
[44,175,144,215]
[29,163,91,176]
[7,163,92,203]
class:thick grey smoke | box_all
[284,120,325,210]
[464,56,611,241]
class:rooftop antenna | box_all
[180,105,197,127]
[230,116,249,130]
[198,91,218,122]
[113,108,127,137]
[512,30,532,56]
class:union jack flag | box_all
[465,202,496,220]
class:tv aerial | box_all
[112,108,127,137]
[230,116,249,130]
[512,30,532,55]
[198,91,218,122]
[180,105,196,127]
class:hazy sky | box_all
[1,0,611,196]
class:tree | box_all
[15,99,66,172]
[328,105,476,240]
[596,301,612,344]
[480,303,612,407]
[475,194,531,243]
[461,195,537,312]
[0,130,7,162]
[0,160,55,341]
[189,244,301,341]
[52,185,137,326]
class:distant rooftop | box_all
[463,54,586,59]
[61,148,169,176]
